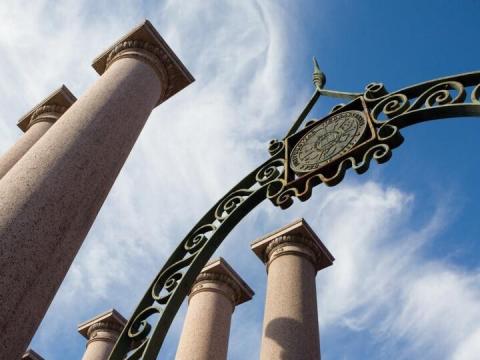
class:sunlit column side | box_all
[251,218,334,360]
[0,20,194,360]
[175,258,254,360]
[0,86,76,179]
[22,349,45,360]
[78,309,127,360]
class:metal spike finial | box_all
[312,57,326,90]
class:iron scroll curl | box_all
[365,71,480,128]
[108,69,480,360]
[108,148,287,359]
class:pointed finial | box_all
[312,57,326,90]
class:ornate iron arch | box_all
[108,60,480,360]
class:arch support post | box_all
[175,258,253,360]
[78,309,128,360]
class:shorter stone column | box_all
[22,349,45,360]
[78,309,126,360]
[251,218,334,360]
[176,258,254,360]
[0,85,76,178]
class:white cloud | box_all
[312,182,480,360]
[454,328,480,360]
[383,265,480,359]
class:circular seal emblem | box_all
[290,110,367,173]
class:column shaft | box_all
[81,325,122,360]
[176,281,234,360]
[82,331,117,360]
[0,121,53,178]
[251,219,334,360]
[78,309,126,360]
[261,247,320,359]
[175,258,253,360]
[0,56,161,359]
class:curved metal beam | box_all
[388,104,480,129]
[108,148,286,359]
[364,71,480,129]
[108,70,480,360]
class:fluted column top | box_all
[190,257,254,307]
[78,308,127,340]
[251,218,335,271]
[92,19,194,106]
[22,349,45,360]
[17,85,76,132]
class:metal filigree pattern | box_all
[108,152,286,360]
[109,70,480,360]
[265,71,480,210]
[265,95,403,209]
[364,71,480,128]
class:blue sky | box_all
[0,1,479,359]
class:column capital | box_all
[190,257,254,308]
[92,19,194,106]
[251,218,335,271]
[78,309,126,343]
[22,349,45,360]
[17,85,76,132]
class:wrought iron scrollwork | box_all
[109,150,286,359]
[109,68,480,360]
[365,71,480,128]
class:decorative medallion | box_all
[290,110,367,174]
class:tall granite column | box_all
[0,86,76,179]
[176,258,253,360]
[251,218,334,360]
[78,309,126,360]
[0,20,194,359]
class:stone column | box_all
[22,349,45,360]
[0,86,76,179]
[0,20,193,360]
[251,218,334,360]
[176,258,254,360]
[78,309,126,360]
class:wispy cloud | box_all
[312,182,480,360]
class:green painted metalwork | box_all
[108,63,480,359]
